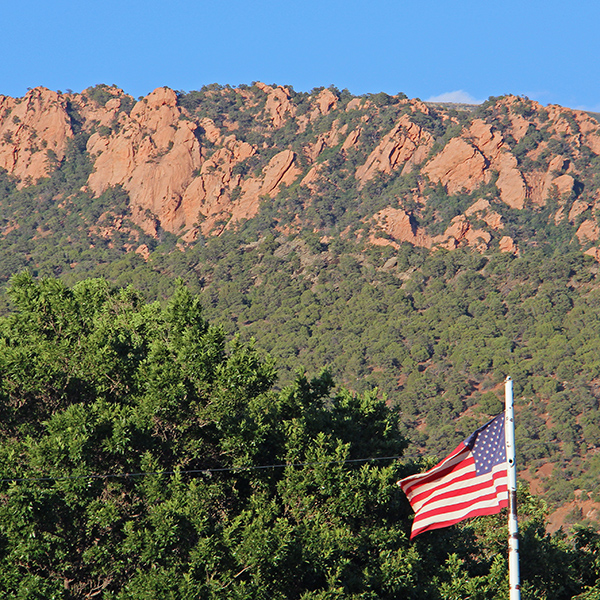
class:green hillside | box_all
[0,86,600,533]
[1,274,600,599]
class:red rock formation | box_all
[87,87,203,234]
[372,207,431,247]
[584,246,600,261]
[434,215,492,251]
[568,200,591,222]
[341,128,361,152]
[308,119,348,161]
[1,86,600,253]
[423,118,528,209]
[356,115,434,185]
[371,207,493,252]
[0,88,73,185]
[576,220,600,244]
[499,236,518,254]
[423,137,487,194]
[255,82,296,128]
[229,149,301,224]
[465,198,504,230]
[316,89,337,115]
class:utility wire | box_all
[0,455,403,484]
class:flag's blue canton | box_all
[464,413,506,475]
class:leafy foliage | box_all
[1,276,600,598]
[0,275,408,597]
[1,85,600,537]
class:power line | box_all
[0,455,403,484]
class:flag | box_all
[398,413,508,539]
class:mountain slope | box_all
[1,84,600,257]
[2,84,600,532]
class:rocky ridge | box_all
[1,83,600,256]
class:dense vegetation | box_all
[1,85,600,537]
[0,139,147,294]
[49,223,600,519]
[2,274,600,599]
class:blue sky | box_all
[2,0,599,110]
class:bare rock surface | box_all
[1,86,599,252]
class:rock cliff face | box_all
[1,84,599,255]
[0,88,73,185]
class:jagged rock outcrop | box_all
[86,87,203,235]
[424,137,488,195]
[183,146,301,238]
[371,207,431,248]
[424,118,528,209]
[0,88,73,185]
[371,200,500,252]
[0,84,599,255]
[465,198,504,230]
[356,114,434,185]
[255,83,296,128]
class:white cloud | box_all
[426,90,483,104]
[575,103,600,113]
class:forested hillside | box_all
[1,274,600,599]
[1,83,600,534]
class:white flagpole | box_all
[505,376,520,600]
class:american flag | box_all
[398,413,508,539]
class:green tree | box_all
[0,274,599,599]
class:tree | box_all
[0,274,416,598]
[0,274,599,599]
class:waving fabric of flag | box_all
[398,413,508,539]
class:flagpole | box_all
[505,376,520,600]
